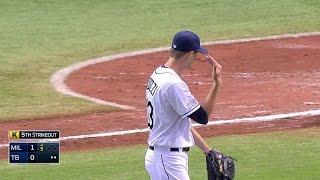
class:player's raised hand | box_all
[206,55,222,86]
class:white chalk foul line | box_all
[1,109,319,149]
[50,32,320,110]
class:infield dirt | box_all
[0,35,319,159]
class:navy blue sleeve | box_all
[187,106,208,125]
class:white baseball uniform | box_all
[145,65,200,180]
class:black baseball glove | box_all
[206,149,236,180]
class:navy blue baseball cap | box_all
[171,31,208,54]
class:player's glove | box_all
[206,149,236,180]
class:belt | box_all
[149,146,190,152]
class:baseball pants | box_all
[145,147,190,180]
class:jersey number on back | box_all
[147,101,154,129]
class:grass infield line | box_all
[50,32,320,110]
[1,109,319,149]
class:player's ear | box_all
[186,51,193,58]
[188,51,196,59]
[180,51,189,61]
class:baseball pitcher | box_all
[145,31,235,180]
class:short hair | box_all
[169,48,189,60]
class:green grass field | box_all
[1,1,319,179]
[1,0,320,120]
[0,127,319,179]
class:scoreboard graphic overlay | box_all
[8,130,60,164]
